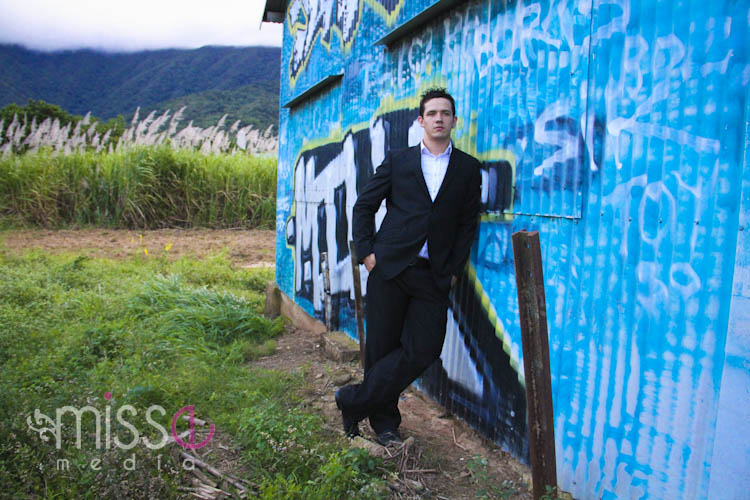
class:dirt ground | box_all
[2,229,533,499]
[0,228,276,268]
[255,326,533,499]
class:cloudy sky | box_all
[0,0,282,52]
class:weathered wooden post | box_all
[512,230,557,500]
[349,241,366,368]
[321,252,332,330]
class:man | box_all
[335,88,482,445]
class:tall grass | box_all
[0,146,277,228]
[0,249,386,499]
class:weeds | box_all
[467,454,519,500]
[0,249,385,499]
[243,339,277,361]
[540,485,568,500]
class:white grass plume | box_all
[1,106,278,156]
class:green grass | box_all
[0,247,386,499]
[0,146,277,229]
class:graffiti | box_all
[439,0,588,78]
[287,0,406,84]
[423,266,528,458]
[532,98,587,178]
[604,33,722,170]
[283,104,524,447]
[285,108,416,313]
[286,105,516,313]
[275,0,750,498]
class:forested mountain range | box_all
[0,44,280,129]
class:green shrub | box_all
[243,338,277,361]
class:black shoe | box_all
[335,387,360,438]
[375,429,403,446]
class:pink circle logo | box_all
[171,405,215,449]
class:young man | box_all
[336,88,482,445]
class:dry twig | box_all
[452,427,468,451]
[180,451,247,493]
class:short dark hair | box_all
[419,88,456,117]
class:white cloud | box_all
[0,0,282,52]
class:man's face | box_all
[418,97,457,142]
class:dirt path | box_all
[1,228,533,499]
[255,325,532,500]
[0,228,276,267]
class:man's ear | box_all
[418,115,424,127]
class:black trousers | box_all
[342,259,449,434]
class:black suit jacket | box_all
[353,144,482,292]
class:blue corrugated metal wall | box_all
[272,0,750,498]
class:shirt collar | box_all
[420,140,452,158]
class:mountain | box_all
[143,81,279,130]
[0,44,281,130]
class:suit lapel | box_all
[433,148,459,204]
[411,145,432,201]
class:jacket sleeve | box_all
[352,153,392,263]
[448,158,482,276]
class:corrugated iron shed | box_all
[265,1,750,498]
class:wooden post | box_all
[264,281,281,318]
[512,230,557,500]
[321,252,332,330]
[349,241,366,368]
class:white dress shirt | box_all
[418,140,452,259]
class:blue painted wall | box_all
[272,0,750,498]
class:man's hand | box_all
[363,253,377,272]
[451,275,458,288]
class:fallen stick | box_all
[452,427,468,451]
[182,414,208,426]
[192,467,217,487]
[197,483,232,497]
[188,492,212,500]
[180,450,247,493]
[168,429,192,445]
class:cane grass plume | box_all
[0,106,277,156]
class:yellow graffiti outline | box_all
[287,0,408,87]
[465,261,525,388]
[288,92,417,164]
[364,0,406,26]
[327,0,366,53]
[286,0,308,36]
[285,95,518,274]
[284,123,346,261]
[287,20,325,88]
[287,0,366,88]
[286,0,332,89]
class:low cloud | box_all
[0,0,282,52]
